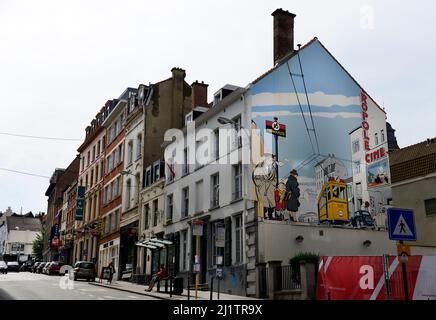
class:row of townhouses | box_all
[42,9,436,298]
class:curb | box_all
[88,282,169,300]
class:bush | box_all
[289,252,320,266]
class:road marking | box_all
[127,295,138,299]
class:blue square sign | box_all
[387,208,417,241]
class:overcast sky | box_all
[1,0,435,214]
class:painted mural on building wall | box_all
[367,158,390,187]
[250,40,388,223]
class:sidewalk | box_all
[89,278,260,300]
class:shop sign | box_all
[75,186,86,221]
[266,119,286,137]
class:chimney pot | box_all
[272,8,297,65]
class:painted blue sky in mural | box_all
[250,39,362,181]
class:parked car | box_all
[32,262,41,273]
[45,261,66,275]
[0,261,8,274]
[73,261,96,281]
[351,210,375,229]
[7,261,20,272]
[36,262,47,274]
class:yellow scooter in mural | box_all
[317,178,349,224]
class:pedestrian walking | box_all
[107,261,115,285]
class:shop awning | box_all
[135,238,173,250]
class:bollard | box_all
[217,278,220,300]
[187,275,190,300]
[210,277,214,300]
[170,277,173,298]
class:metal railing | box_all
[280,265,301,290]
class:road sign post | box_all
[387,208,417,301]
[192,219,203,300]
[265,117,286,188]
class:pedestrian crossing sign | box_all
[387,208,417,241]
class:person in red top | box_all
[145,264,167,292]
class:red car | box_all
[45,261,66,275]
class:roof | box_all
[390,138,436,183]
[6,215,41,232]
[250,37,386,114]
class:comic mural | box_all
[249,39,390,224]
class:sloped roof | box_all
[6,215,41,232]
[390,138,436,183]
[250,37,386,114]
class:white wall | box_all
[6,230,40,255]
[259,220,398,264]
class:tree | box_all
[32,232,45,260]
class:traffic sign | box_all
[387,208,416,241]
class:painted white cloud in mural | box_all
[251,91,360,108]
[252,111,361,119]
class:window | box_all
[106,214,112,234]
[92,146,96,162]
[97,141,100,155]
[118,145,123,165]
[211,173,219,208]
[425,198,436,216]
[375,133,379,145]
[135,174,140,204]
[182,148,189,175]
[127,141,133,165]
[353,161,361,174]
[81,156,85,172]
[381,129,385,143]
[181,230,187,271]
[153,161,160,181]
[195,180,203,213]
[166,194,173,220]
[104,186,109,204]
[352,140,360,154]
[137,134,142,159]
[113,121,118,138]
[116,176,121,197]
[214,129,220,160]
[145,166,152,187]
[111,151,116,169]
[153,199,159,227]
[126,180,131,210]
[233,163,242,200]
[144,204,150,229]
[90,169,94,187]
[106,156,110,174]
[100,161,104,180]
[182,187,189,218]
[235,215,243,264]
[355,182,362,197]
[87,151,90,166]
[233,115,242,148]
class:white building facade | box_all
[163,86,254,296]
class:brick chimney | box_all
[272,8,296,65]
[191,81,209,109]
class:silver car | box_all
[73,261,96,282]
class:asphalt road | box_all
[0,271,158,300]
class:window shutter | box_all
[225,217,232,266]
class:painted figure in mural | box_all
[252,155,277,219]
[375,166,389,184]
[285,169,300,220]
[274,183,287,220]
